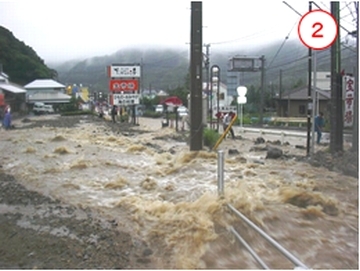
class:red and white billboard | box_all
[109,79,139,92]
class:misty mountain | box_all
[51,37,357,93]
[52,48,190,91]
[0,23,356,93]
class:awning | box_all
[27,92,71,104]
[0,83,26,94]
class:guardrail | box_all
[270,117,307,127]
[216,150,309,269]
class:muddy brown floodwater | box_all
[0,114,358,269]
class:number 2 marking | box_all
[312,22,324,38]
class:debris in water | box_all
[54,147,71,154]
[104,177,128,190]
[51,135,67,142]
[280,187,339,216]
[25,147,36,153]
[141,177,158,190]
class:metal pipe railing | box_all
[229,226,269,269]
[227,203,308,269]
[217,150,224,197]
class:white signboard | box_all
[113,93,140,106]
[343,75,355,127]
[108,65,141,78]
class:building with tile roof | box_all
[24,79,71,104]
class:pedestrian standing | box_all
[223,111,235,139]
[3,107,11,130]
[314,112,325,144]
[111,105,117,123]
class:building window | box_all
[299,105,306,115]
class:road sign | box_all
[108,65,141,78]
[113,93,140,106]
[109,79,139,92]
[298,9,338,50]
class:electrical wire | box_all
[267,21,298,69]
[312,1,353,34]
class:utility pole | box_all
[353,1,359,153]
[279,69,283,115]
[330,2,343,153]
[259,55,266,126]
[190,1,203,151]
[306,1,312,157]
[204,44,210,121]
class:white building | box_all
[24,79,71,104]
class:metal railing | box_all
[216,150,309,269]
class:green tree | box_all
[0,26,55,85]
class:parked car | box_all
[33,103,54,115]
[33,102,46,115]
[155,104,164,113]
[44,105,54,114]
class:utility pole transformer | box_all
[190,1,203,151]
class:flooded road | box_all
[0,115,358,269]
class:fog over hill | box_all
[49,37,357,93]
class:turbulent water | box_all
[0,115,358,269]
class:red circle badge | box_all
[298,9,338,50]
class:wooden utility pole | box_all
[259,55,266,126]
[204,44,210,120]
[279,69,283,116]
[353,2,359,153]
[306,1,312,156]
[330,2,343,153]
[190,1,203,151]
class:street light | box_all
[211,65,220,131]
[237,86,247,132]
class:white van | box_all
[33,102,46,115]
[44,105,54,114]
[33,103,54,114]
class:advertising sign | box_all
[113,93,140,106]
[108,65,141,78]
[109,79,139,92]
[344,75,355,127]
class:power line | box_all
[312,1,353,34]
[267,21,298,69]
[282,1,302,17]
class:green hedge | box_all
[142,110,163,118]
[203,128,220,148]
[61,110,95,116]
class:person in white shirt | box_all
[222,111,235,139]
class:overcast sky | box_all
[0,0,357,63]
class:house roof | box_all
[27,92,71,103]
[24,79,65,89]
[0,82,26,94]
[0,72,9,80]
[279,86,330,101]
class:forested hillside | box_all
[0,26,55,85]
